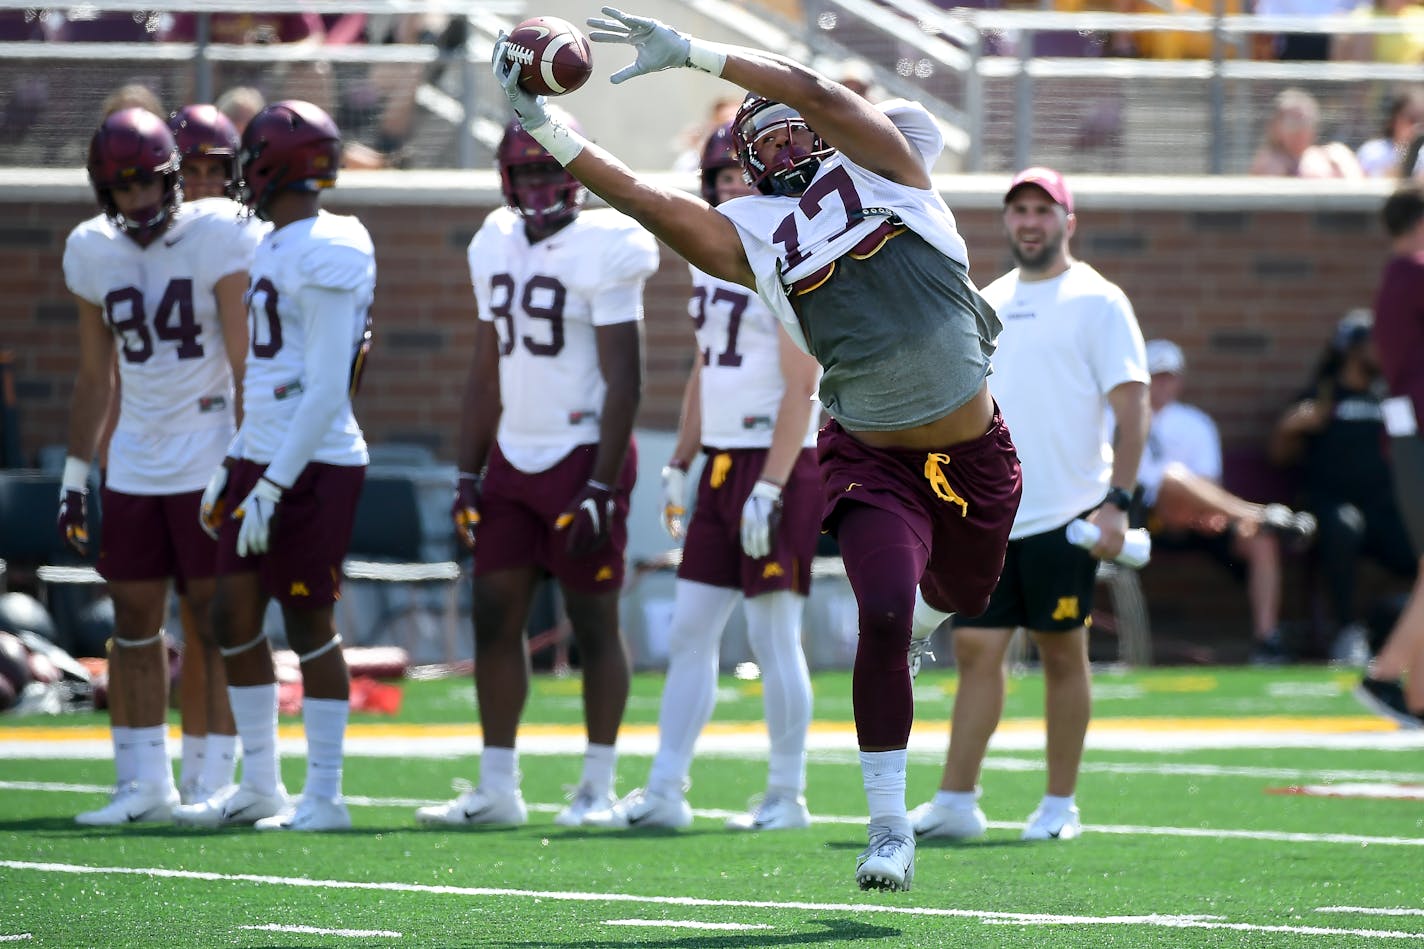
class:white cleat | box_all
[255,794,352,832]
[179,779,222,807]
[415,786,527,826]
[584,787,692,830]
[173,783,288,828]
[1021,803,1082,841]
[907,637,935,679]
[554,784,616,827]
[725,793,812,831]
[908,799,988,839]
[855,823,916,891]
[75,781,179,826]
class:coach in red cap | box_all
[909,165,1150,844]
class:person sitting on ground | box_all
[1136,339,1316,664]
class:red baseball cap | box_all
[1004,166,1074,214]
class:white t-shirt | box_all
[63,197,264,494]
[715,100,968,356]
[469,207,659,473]
[1138,401,1222,505]
[688,265,820,450]
[980,261,1148,539]
[240,209,374,474]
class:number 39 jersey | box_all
[240,209,375,470]
[63,196,264,492]
[716,100,970,354]
[469,206,659,473]
[688,266,819,450]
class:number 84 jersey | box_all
[468,206,658,473]
[62,197,265,438]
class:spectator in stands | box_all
[0,12,47,139]
[51,9,159,42]
[1271,310,1417,666]
[1137,339,1316,664]
[163,12,335,113]
[1332,0,1424,64]
[101,84,164,122]
[216,86,265,135]
[1253,0,1355,60]
[910,167,1149,845]
[1251,88,1364,178]
[1356,183,1424,726]
[1357,88,1424,178]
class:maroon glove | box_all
[556,479,615,558]
[57,488,89,557]
[452,472,482,552]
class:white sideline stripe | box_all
[1320,908,1424,918]
[5,861,1422,940]
[0,936,33,943]
[9,781,1424,847]
[240,924,402,938]
[604,919,773,931]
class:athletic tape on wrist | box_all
[62,456,90,493]
[685,39,728,76]
[528,118,586,166]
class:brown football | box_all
[505,16,594,97]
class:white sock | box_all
[933,788,980,810]
[745,591,812,797]
[180,734,205,788]
[911,588,953,643]
[201,733,239,790]
[1039,793,1075,814]
[131,724,174,790]
[580,743,617,798]
[228,683,280,795]
[860,748,909,834]
[302,698,349,801]
[111,726,138,787]
[479,746,519,794]
[648,581,740,797]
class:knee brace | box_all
[297,632,342,664]
[112,630,165,649]
[218,628,269,659]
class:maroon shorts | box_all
[677,447,822,597]
[97,487,217,593]
[817,411,1022,618]
[217,459,366,609]
[474,441,637,594]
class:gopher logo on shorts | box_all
[923,453,969,517]
[289,581,310,597]
[761,562,784,579]
[595,566,615,582]
[1052,596,1080,621]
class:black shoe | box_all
[1249,631,1291,666]
[1353,676,1424,728]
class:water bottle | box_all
[1066,519,1152,569]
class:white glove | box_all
[235,476,283,558]
[660,464,688,540]
[586,7,694,84]
[492,31,550,130]
[740,479,783,560]
[199,465,230,540]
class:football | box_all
[504,16,593,97]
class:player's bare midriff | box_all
[845,382,994,449]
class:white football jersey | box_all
[688,265,819,450]
[469,207,659,473]
[240,209,373,469]
[716,100,969,354]
[63,196,263,494]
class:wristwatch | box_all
[1103,486,1133,512]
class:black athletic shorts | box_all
[954,511,1099,632]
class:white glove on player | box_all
[660,463,688,540]
[492,31,551,130]
[586,7,694,84]
[199,465,230,540]
[739,479,783,560]
[235,476,284,558]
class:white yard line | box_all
[0,936,33,943]
[604,920,773,930]
[240,924,402,938]
[3,860,1421,940]
[1320,908,1424,918]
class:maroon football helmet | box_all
[497,111,585,234]
[732,93,834,198]
[87,107,181,246]
[169,104,241,199]
[699,122,746,207]
[238,100,341,220]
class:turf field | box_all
[3,665,1423,947]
